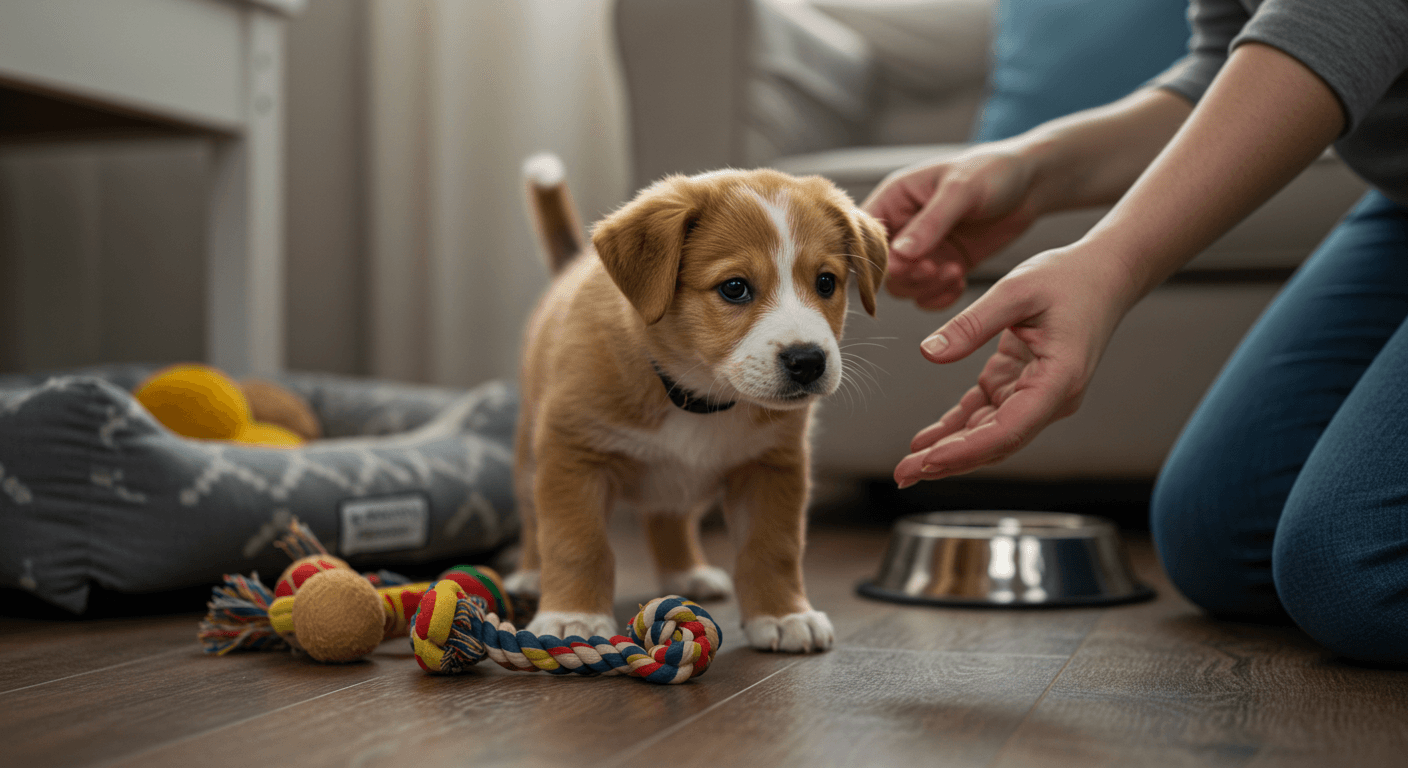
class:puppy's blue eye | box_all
[817,273,837,298]
[718,278,752,303]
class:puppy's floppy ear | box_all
[591,176,700,325]
[808,177,888,316]
[843,207,889,317]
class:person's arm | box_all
[895,42,1343,486]
[870,89,1192,310]
[1012,89,1196,216]
[873,0,1257,311]
[1088,41,1345,302]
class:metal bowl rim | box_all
[891,510,1118,540]
[855,579,1156,609]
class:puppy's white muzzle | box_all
[725,298,842,409]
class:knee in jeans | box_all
[1150,473,1278,619]
[1149,450,1206,569]
[1150,476,1202,593]
[1273,510,1408,665]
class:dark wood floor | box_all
[3,518,1406,768]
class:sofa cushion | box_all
[746,0,877,164]
[973,0,1190,141]
[809,0,993,99]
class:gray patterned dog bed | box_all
[0,364,518,613]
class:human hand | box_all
[893,245,1136,487]
[862,145,1041,310]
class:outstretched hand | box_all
[893,247,1135,487]
[873,44,1338,488]
[862,146,1040,310]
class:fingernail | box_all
[921,333,948,356]
[897,478,917,490]
[920,464,934,473]
[893,235,914,255]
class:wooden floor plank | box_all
[117,647,1069,768]
[988,539,1408,768]
[0,645,386,768]
[838,604,1101,657]
[0,614,197,693]
[107,636,805,768]
[990,615,1408,767]
[601,647,1071,768]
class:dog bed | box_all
[0,364,518,613]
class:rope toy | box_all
[410,578,721,685]
[198,518,513,663]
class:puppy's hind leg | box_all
[505,419,541,597]
[504,518,541,596]
[644,504,734,601]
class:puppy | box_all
[508,155,887,652]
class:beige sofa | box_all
[614,0,1369,479]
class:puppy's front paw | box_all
[744,610,834,653]
[527,611,618,640]
[660,565,734,602]
[504,569,540,596]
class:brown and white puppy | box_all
[508,155,887,652]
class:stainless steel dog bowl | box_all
[858,511,1153,607]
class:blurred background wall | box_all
[0,0,630,387]
[364,0,629,385]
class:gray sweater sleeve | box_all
[1154,0,1408,133]
[1152,0,1249,106]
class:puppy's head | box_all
[592,169,888,411]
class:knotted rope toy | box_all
[199,518,512,663]
[201,519,722,683]
[411,578,721,685]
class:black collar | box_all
[653,363,736,414]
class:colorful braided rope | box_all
[198,572,431,654]
[272,518,329,560]
[198,573,288,654]
[379,581,430,637]
[411,579,721,685]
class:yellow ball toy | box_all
[134,364,304,448]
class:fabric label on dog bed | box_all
[339,494,430,555]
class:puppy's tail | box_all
[522,152,584,275]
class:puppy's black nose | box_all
[779,344,826,386]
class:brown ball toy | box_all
[290,569,386,663]
[240,378,323,442]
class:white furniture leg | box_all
[207,12,285,376]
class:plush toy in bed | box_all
[134,364,322,448]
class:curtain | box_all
[366,0,630,386]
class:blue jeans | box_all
[1151,190,1408,665]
